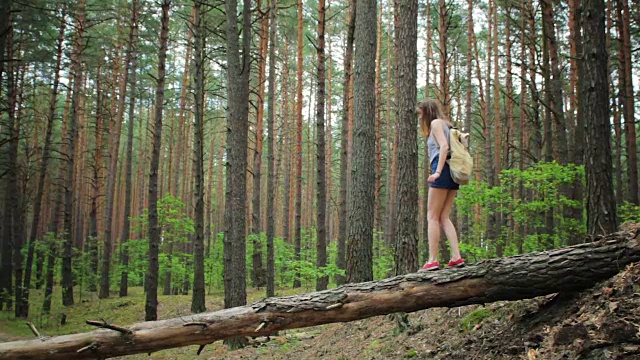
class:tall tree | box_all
[223,0,252,347]
[88,63,105,293]
[101,1,137,299]
[393,0,418,275]
[251,0,268,289]
[616,0,637,204]
[191,0,206,313]
[145,0,171,321]
[346,0,376,283]
[437,0,450,116]
[265,0,277,297]
[293,0,304,289]
[0,16,16,312]
[541,0,568,165]
[422,0,433,254]
[337,0,355,286]
[62,0,87,307]
[315,0,328,291]
[19,5,67,317]
[580,0,617,235]
[119,0,140,298]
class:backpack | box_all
[447,128,473,185]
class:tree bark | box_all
[337,0,355,286]
[293,0,304,289]
[2,227,639,360]
[146,0,171,321]
[315,0,328,292]
[191,0,206,313]
[393,0,418,275]
[347,0,376,283]
[580,0,617,235]
[119,0,139,298]
[88,63,104,293]
[223,0,252,347]
[266,0,278,297]
[251,0,268,289]
[0,20,16,312]
[62,0,87,307]
[616,0,637,204]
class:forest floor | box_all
[2,263,640,359]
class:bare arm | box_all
[431,120,449,175]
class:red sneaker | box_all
[418,261,440,272]
[448,258,465,267]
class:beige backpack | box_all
[448,128,473,185]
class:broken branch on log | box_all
[0,227,638,360]
[25,323,40,339]
[85,319,132,335]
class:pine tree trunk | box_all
[540,1,555,249]
[394,0,418,275]
[580,0,617,235]
[374,1,383,233]
[88,65,104,293]
[422,0,433,257]
[337,0,355,287]
[62,0,86,307]
[223,0,252,348]
[314,0,328,292]
[251,0,268,289]
[191,0,206,313]
[616,0,637,204]
[282,38,293,244]
[518,0,528,252]
[347,0,376,283]
[437,0,449,116]
[18,6,66,317]
[101,3,136,299]
[265,0,278,296]
[145,0,171,321]
[43,85,72,314]
[171,15,194,197]
[567,0,585,246]
[119,0,139,298]
[1,24,16,312]
[293,0,305,289]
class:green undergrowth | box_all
[459,307,493,331]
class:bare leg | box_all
[427,188,448,263]
[439,190,461,261]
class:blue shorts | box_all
[430,156,460,190]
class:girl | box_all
[417,99,464,271]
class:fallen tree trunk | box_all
[1,226,638,359]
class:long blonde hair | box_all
[418,99,446,137]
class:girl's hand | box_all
[428,172,441,184]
